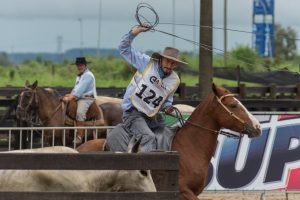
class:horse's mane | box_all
[188,85,233,120]
[187,93,216,120]
[38,87,61,102]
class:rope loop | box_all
[135,2,159,31]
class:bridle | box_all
[17,87,38,122]
[170,94,246,139]
[17,87,64,125]
[216,94,246,127]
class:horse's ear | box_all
[25,80,30,87]
[212,83,219,96]
[127,137,142,153]
[32,80,38,89]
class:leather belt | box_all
[83,95,94,98]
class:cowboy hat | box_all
[151,47,188,66]
[72,57,91,65]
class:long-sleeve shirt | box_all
[119,31,177,113]
[72,68,97,98]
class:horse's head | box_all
[16,80,39,121]
[212,83,261,138]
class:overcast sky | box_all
[0,0,299,53]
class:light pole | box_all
[78,18,84,56]
[56,35,63,63]
[224,0,228,67]
[172,0,176,47]
[97,0,102,57]
[192,0,197,67]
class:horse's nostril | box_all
[244,123,262,138]
[254,128,262,137]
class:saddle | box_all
[65,99,105,126]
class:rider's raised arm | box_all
[118,26,151,73]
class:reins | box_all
[40,101,65,125]
[168,94,245,139]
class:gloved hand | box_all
[164,106,174,115]
[131,24,151,35]
[62,94,75,103]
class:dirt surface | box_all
[198,191,300,200]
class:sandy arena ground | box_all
[198,191,300,200]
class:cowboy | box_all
[114,25,188,152]
[62,57,97,144]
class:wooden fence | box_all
[1,84,300,117]
[0,152,179,200]
[2,84,300,99]
[177,83,300,100]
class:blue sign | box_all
[252,0,275,57]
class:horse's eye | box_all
[139,170,148,177]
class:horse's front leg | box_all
[49,129,62,146]
[178,174,206,200]
[63,130,74,147]
[179,188,200,200]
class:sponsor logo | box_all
[150,76,166,89]
[205,115,300,190]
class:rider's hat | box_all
[72,57,91,65]
[151,47,188,66]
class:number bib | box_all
[130,62,179,117]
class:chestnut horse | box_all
[16,81,122,146]
[77,83,261,199]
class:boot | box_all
[75,121,86,145]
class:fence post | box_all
[269,84,277,99]
[239,83,246,99]
[296,84,300,100]
[236,65,241,87]
[177,83,186,99]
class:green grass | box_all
[1,55,298,88]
